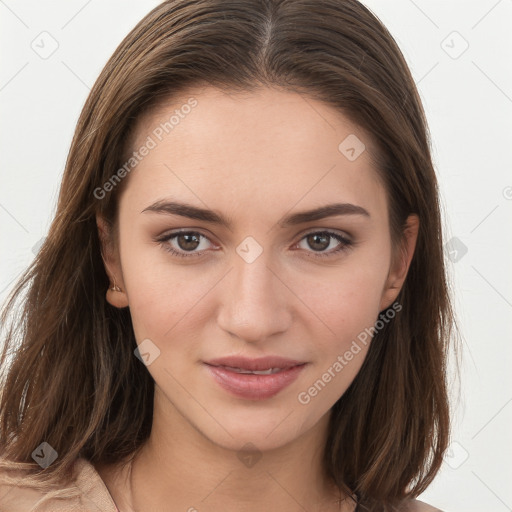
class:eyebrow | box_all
[141,200,370,228]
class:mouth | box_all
[203,356,308,400]
[211,366,290,375]
[204,355,307,372]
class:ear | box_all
[96,214,129,309]
[379,214,419,311]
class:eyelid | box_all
[291,229,353,258]
[298,227,352,241]
[155,229,219,258]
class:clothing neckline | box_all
[74,457,120,511]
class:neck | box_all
[107,387,353,512]
[97,388,355,512]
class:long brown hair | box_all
[0,1,457,509]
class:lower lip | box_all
[204,363,307,400]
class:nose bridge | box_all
[217,243,290,342]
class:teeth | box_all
[223,366,283,375]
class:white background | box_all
[1,1,511,511]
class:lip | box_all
[203,357,308,400]
[205,355,306,371]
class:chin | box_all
[208,428,299,454]
[192,404,322,454]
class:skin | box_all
[96,85,422,512]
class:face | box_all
[98,86,417,453]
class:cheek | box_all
[125,274,202,349]
[291,262,389,410]
[295,256,390,348]
[117,231,194,343]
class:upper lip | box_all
[204,356,306,371]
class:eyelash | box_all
[155,230,353,260]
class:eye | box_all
[155,229,353,259]
[294,230,353,258]
[156,230,214,258]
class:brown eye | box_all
[156,229,352,260]
[306,233,331,251]
[175,233,201,251]
[296,231,353,258]
[157,231,214,258]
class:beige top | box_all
[0,457,118,512]
[0,457,443,512]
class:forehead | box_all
[134,85,372,159]
[120,86,387,222]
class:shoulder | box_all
[404,498,444,512]
[0,456,118,512]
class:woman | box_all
[0,1,455,510]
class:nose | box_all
[216,251,292,344]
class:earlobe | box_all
[96,214,129,309]
[105,283,129,308]
[379,214,420,311]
